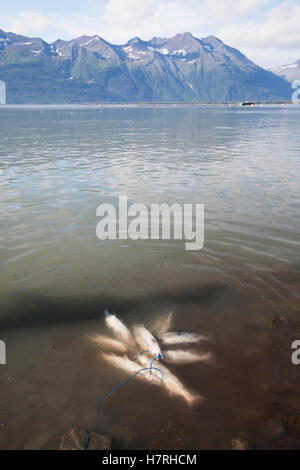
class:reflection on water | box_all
[0,106,300,449]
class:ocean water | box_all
[0,105,300,449]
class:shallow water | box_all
[0,105,300,449]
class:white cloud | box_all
[0,11,100,41]
[218,0,300,65]
[220,1,300,49]
[204,0,272,21]
[7,12,51,35]
[104,0,156,26]
[101,1,207,41]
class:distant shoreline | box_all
[0,101,295,109]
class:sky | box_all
[0,0,300,67]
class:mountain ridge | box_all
[0,29,291,103]
[270,59,300,83]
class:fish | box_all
[133,324,162,358]
[90,335,128,354]
[155,360,201,406]
[97,312,211,407]
[160,331,209,345]
[137,352,201,405]
[163,350,213,365]
[104,310,134,345]
[136,352,164,385]
[137,350,159,368]
[102,353,162,386]
[152,310,174,335]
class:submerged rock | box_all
[60,426,112,450]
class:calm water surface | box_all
[0,105,300,449]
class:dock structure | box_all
[0,81,6,104]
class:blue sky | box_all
[1,0,300,67]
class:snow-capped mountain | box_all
[0,29,291,103]
[270,60,300,83]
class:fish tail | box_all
[200,352,215,364]
[186,393,204,407]
[104,309,111,318]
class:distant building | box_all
[0,80,6,104]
